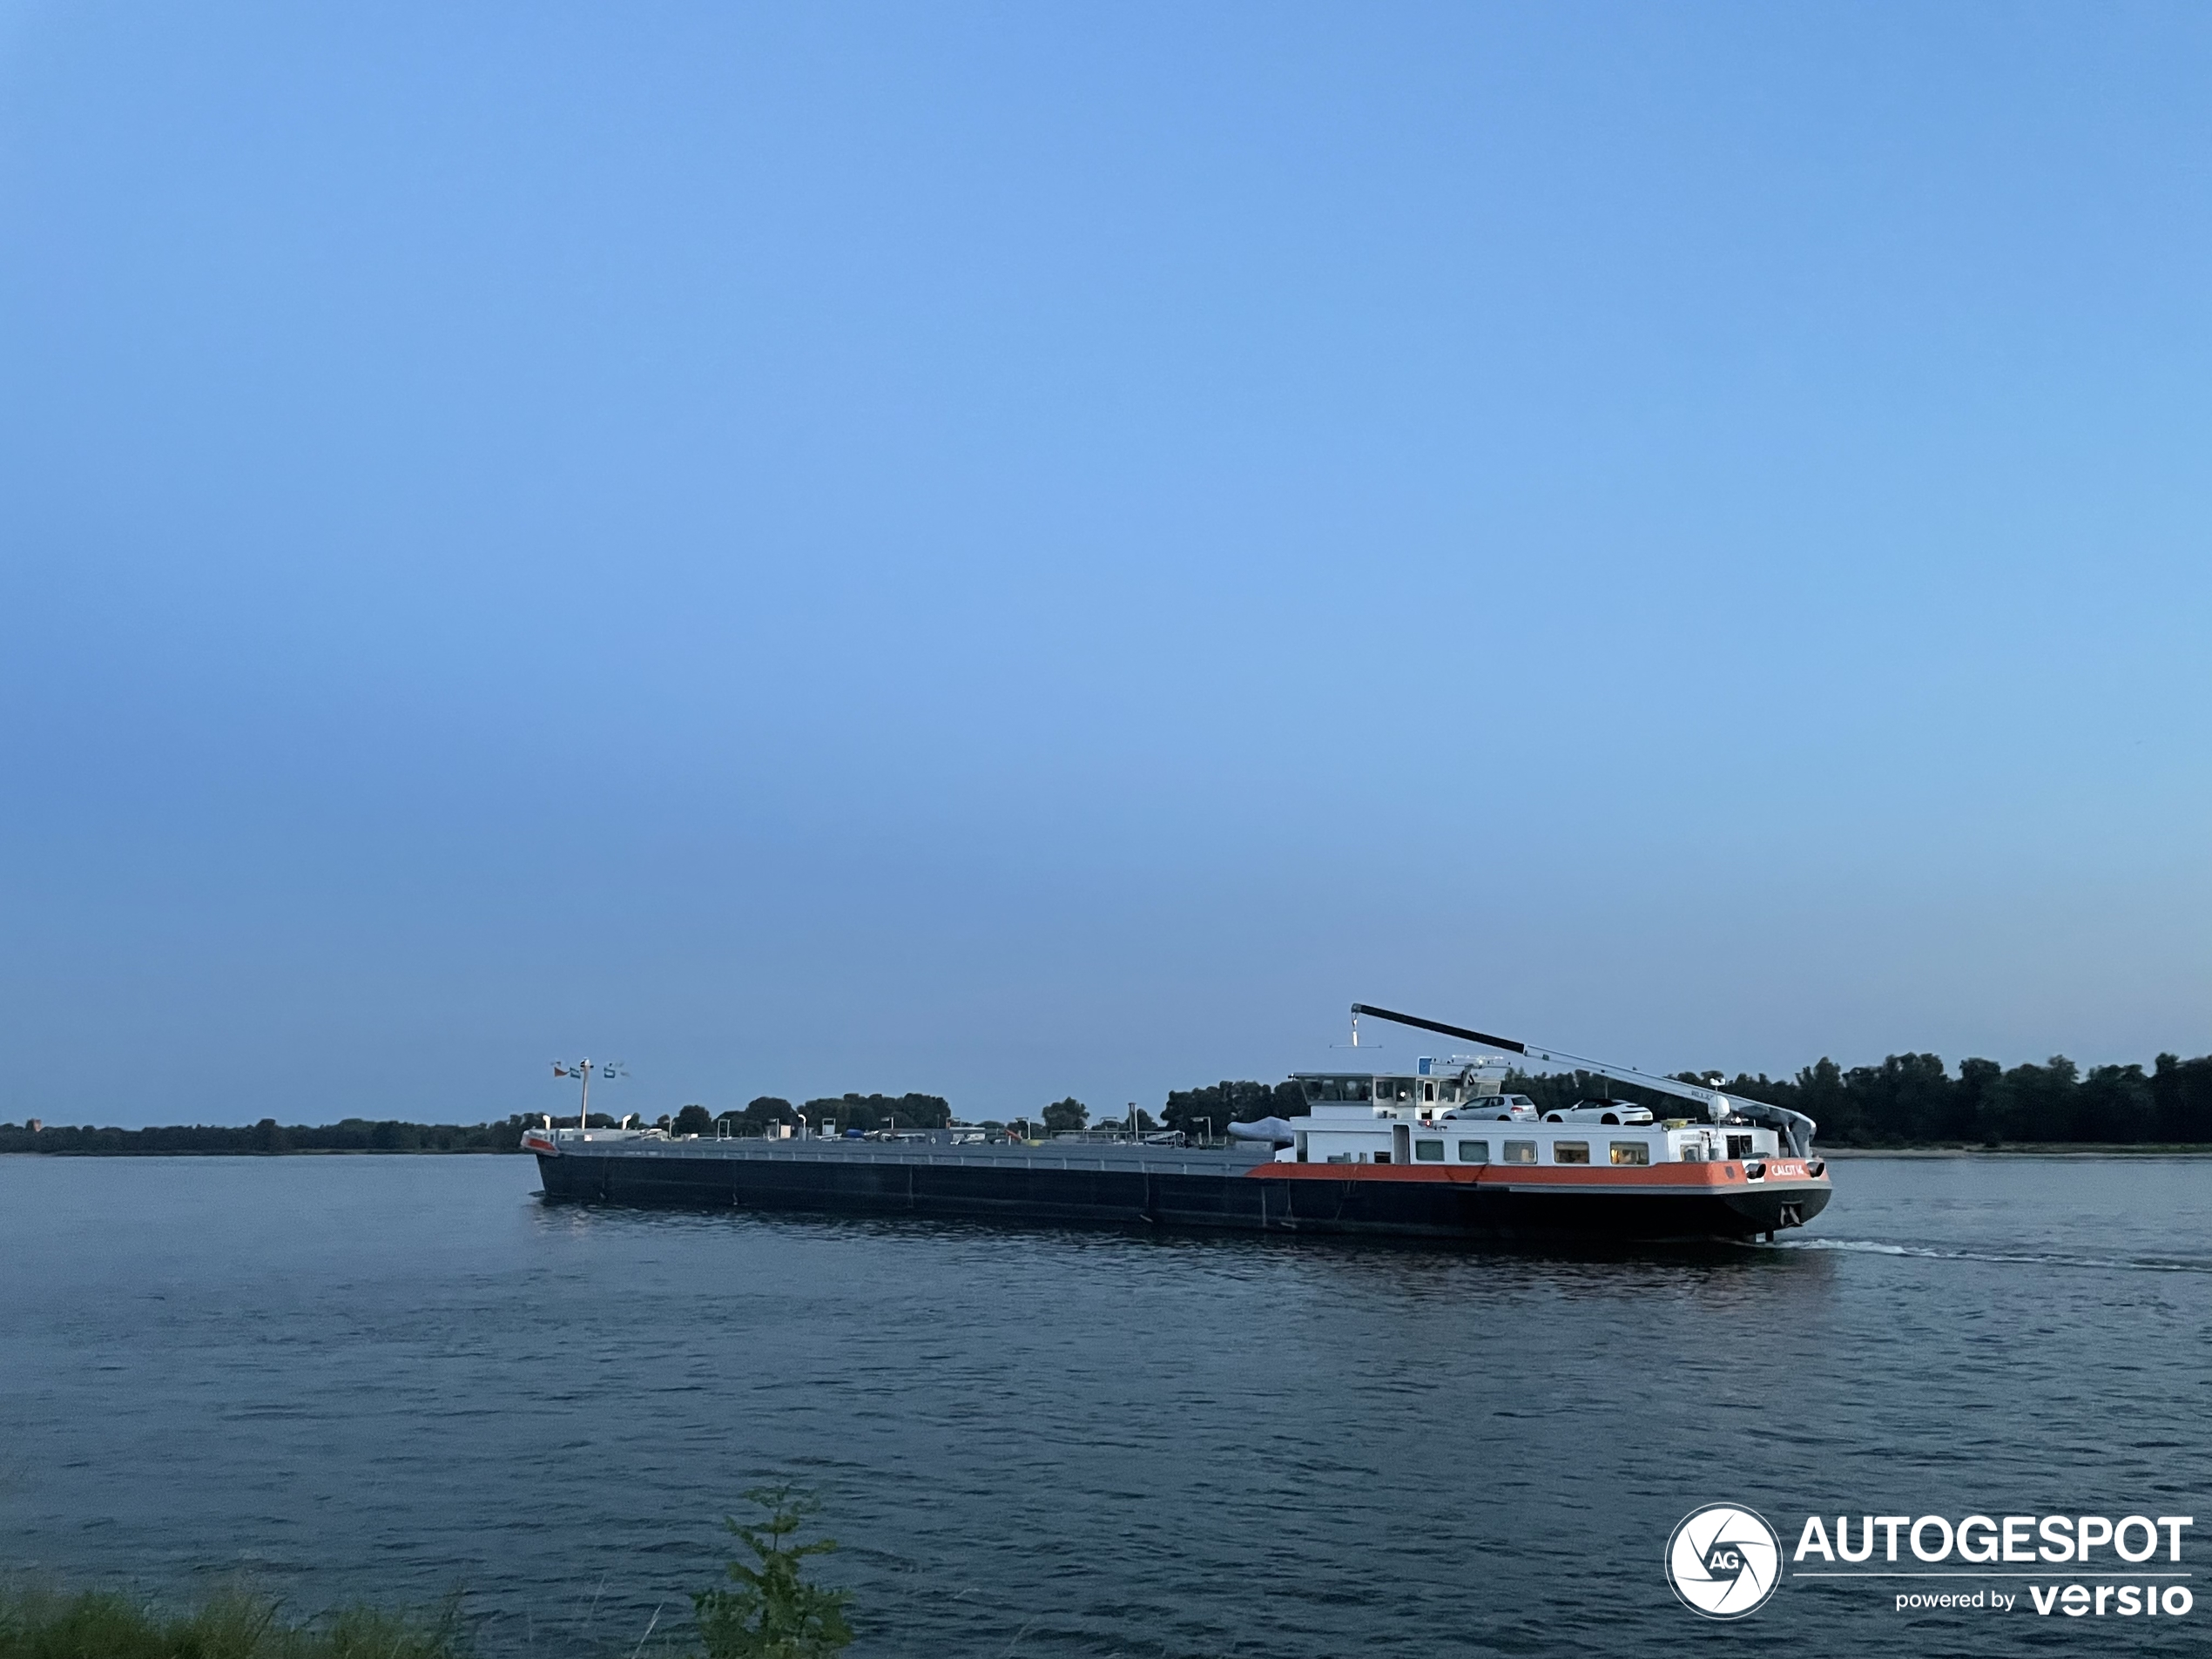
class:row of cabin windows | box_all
[1303,1077,1479,1105]
[1402,1138,1653,1166]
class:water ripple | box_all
[1,1155,2208,1657]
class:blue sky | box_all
[3,3,2208,1127]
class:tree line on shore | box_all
[8,1049,2211,1152]
[0,1094,960,1156]
[702,1092,954,1136]
[0,1116,534,1156]
[1162,1049,2212,1147]
[1703,1050,2212,1145]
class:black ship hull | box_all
[532,1146,1829,1243]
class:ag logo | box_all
[1665,1503,1781,1620]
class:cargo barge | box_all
[527,1006,1831,1243]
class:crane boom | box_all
[1348,1003,1817,1156]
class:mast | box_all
[551,1057,626,1131]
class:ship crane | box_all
[1348,1004,1818,1157]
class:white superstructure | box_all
[1279,1058,1784,1169]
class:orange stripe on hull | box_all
[1247,1160,1830,1193]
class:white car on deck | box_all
[1542,1100,1656,1125]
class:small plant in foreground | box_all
[691,1487,853,1659]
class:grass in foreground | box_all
[2,1487,850,1659]
[0,1588,463,1659]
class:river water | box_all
[2,1154,2206,1656]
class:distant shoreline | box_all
[0,1145,525,1157]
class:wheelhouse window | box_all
[1609,1141,1650,1166]
[1422,1080,1435,1102]
[1456,1139,1488,1163]
[1305,1077,1374,1103]
[1553,1141,1590,1164]
[1502,1139,1537,1163]
[1413,1138,1444,1163]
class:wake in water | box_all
[1759,1235,2212,1275]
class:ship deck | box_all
[551,1136,1273,1177]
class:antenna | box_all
[1329,1010,1381,1051]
